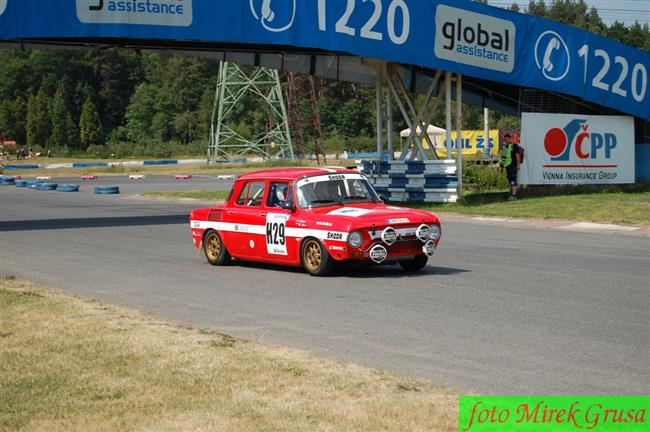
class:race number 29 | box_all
[266,213,289,255]
[266,222,285,246]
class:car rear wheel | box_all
[301,238,334,276]
[399,254,428,271]
[204,230,231,266]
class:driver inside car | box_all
[269,182,290,207]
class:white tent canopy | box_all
[399,124,446,138]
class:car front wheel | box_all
[301,238,334,276]
[399,254,428,271]
[204,230,231,266]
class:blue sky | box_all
[486,0,650,25]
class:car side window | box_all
[266,182,292,208]
[236,181,266,207]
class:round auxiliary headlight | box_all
[429,224,441,241]
[416,224,431,242]
[369,244,388,263]
[422,240,437,257]
[347,231,363,249]
[381,227,397,245]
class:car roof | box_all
[237,167,360,181]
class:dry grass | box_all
[0,277,458,432]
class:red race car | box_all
[190,167,441,276]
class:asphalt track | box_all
[1,176,648,395]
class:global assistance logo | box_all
[434,4,516,74]
[0,0,7,16]
[76,0,193,27]
[544,119,618,166]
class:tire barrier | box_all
[143,160,178,166]
[15,180,27,188]
[361,160,459,203]
[2,164,40,170]
[213,158,247,164]
[36,183,58,191]
[129,174,145,180]
[175,174,192,180]
[12,175,22,180]
[95,186,120,195]
[1,176,15,185]
[81,175,98,180]
[57,184,80,192]
[73,162,108,168]
[25,180,43,188]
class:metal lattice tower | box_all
[208,62,294,161]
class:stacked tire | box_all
[36,183,58,191]
[57,184,80,192]
[95,186,120,195]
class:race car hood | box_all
[307,203,438,228]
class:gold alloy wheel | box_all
[303,239,322,272]
[206,232,222,261]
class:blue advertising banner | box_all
[1,0,649,120]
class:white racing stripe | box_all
[191,220,349,242]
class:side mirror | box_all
[378,193,388,202]
[280,201,296,212]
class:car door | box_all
[225,180,268,258]
[262,181,297,263]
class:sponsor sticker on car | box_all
[266,213,289,255]
[327,207,374,217]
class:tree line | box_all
[0,0,648,158]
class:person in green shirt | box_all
[500,133,521,201]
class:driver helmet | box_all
[275,183,287,201]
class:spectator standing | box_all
[500,133,521,201]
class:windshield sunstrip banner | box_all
[1,0,648,119]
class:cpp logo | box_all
[544,119,617,161]
[249,0,296,32]
[534,31,571,81]
[0,0,7,16]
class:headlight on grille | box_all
[347,231,363,248]
[429,224,441,241]
[381,227,397,245]
[416,224,431,242]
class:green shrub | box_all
[463,163,509,192]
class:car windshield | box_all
[296,174,380,208]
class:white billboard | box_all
[519,113,635,185]
[435,4,516,73]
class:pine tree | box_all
[66,112,81,149]
[50,83,71,148]
[26,87,51,148]
[49,81,80,149]
[79,96,103,148]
